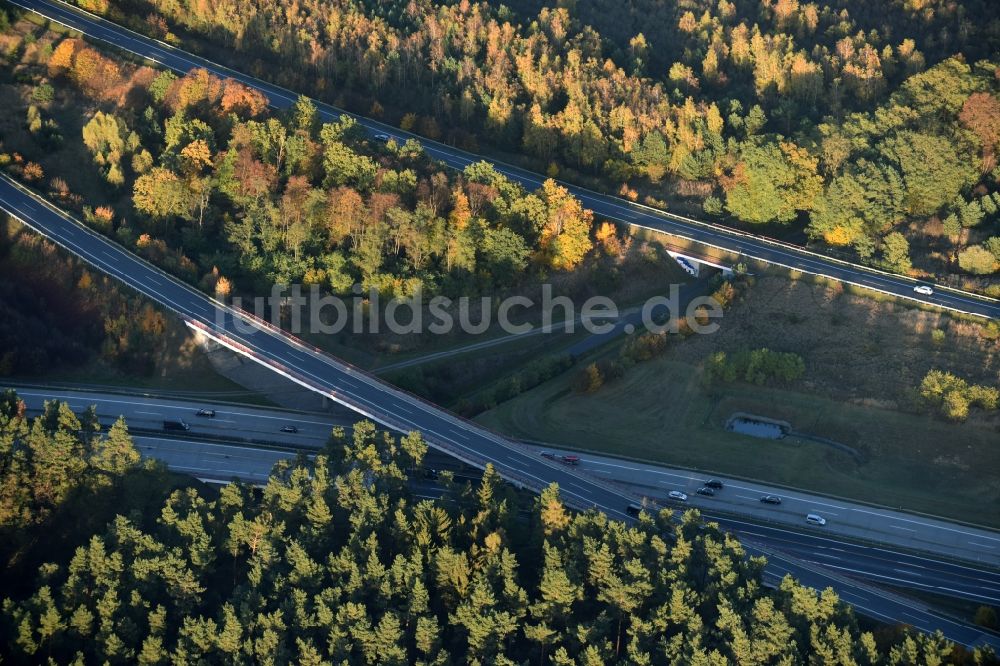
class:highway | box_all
[8,385,1000,632]
[12,385,999,567]
[0,0,997,647]
[11,0,1000,320]
[2,176,999,655]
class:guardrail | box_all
[185,319,634,512]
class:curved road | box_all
[0,1,997,647]
[8,0,1000,321]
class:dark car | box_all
[703,479,724,490]
[540,451,557,460]
[760,495,782,505]
[373,133,391,143]
[163,420,190,431]
[280,425,299,434]
[196,409,216,417]
[626,503,643,517]
[423,468,440,480]
[695,487,715,497]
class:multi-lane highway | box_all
[8,385,1000,641]
[13,385,999,566]
[1,0,999,647]
[8,0,1000,320]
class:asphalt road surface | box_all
[9,0,1000,321]
[8,385,1000,645]
[1,1,998,646]
[13,385,998,568]
[535,445,1000,567]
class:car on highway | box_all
[279,425,299,433]
[373,133,391,143]
[760,495,782,505]
[626,503,643,517]
[703,479,724,489]
[913,284,934,296]
[196,409,216,417]
[163,419,190,431]
[806,513,827,526]
[540,451,557,460]
[561,455,580,465]
[668,490,688,501]
[695,487,715,497]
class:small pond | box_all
[726,416,787,440]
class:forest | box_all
[0,390,990,664]
[1,23,604,307]
[59,0,1000,292]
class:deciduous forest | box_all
[65,0,1000,291]
[0,392,988,664]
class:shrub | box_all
[958,245,998,275]
[919,369,999,421]
[975,606,999,630]
[574,363,603,394]
[31,83,54,103]
[705,348,804,386]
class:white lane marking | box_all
[584,457,1000,544]
[890,525,916,532]
[970,542,996,549]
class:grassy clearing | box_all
[478,275,1000,527]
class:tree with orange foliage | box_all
[595,221,622,256]
[179,139,214,175]
[220,80,269,117]
[448,187,472,230]
[48,40,76,75]
[325,186,365,246]
[22,163,44,182]
[959,92,1000,172]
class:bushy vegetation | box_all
[705,348,806,386]
[919,369,1000,421]
[0,393,986,663]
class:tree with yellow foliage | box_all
[538,179,593,270]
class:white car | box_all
[913,285,934,296]
[805,513,827,526]
[668,490,688,501]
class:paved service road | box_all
[9,0,1000,321]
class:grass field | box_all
[478,276,1000,527]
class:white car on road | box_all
[668,490,688,501]
[913,285,934,296]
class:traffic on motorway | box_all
[11,386,1000,615]
[2,0,1000,648]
